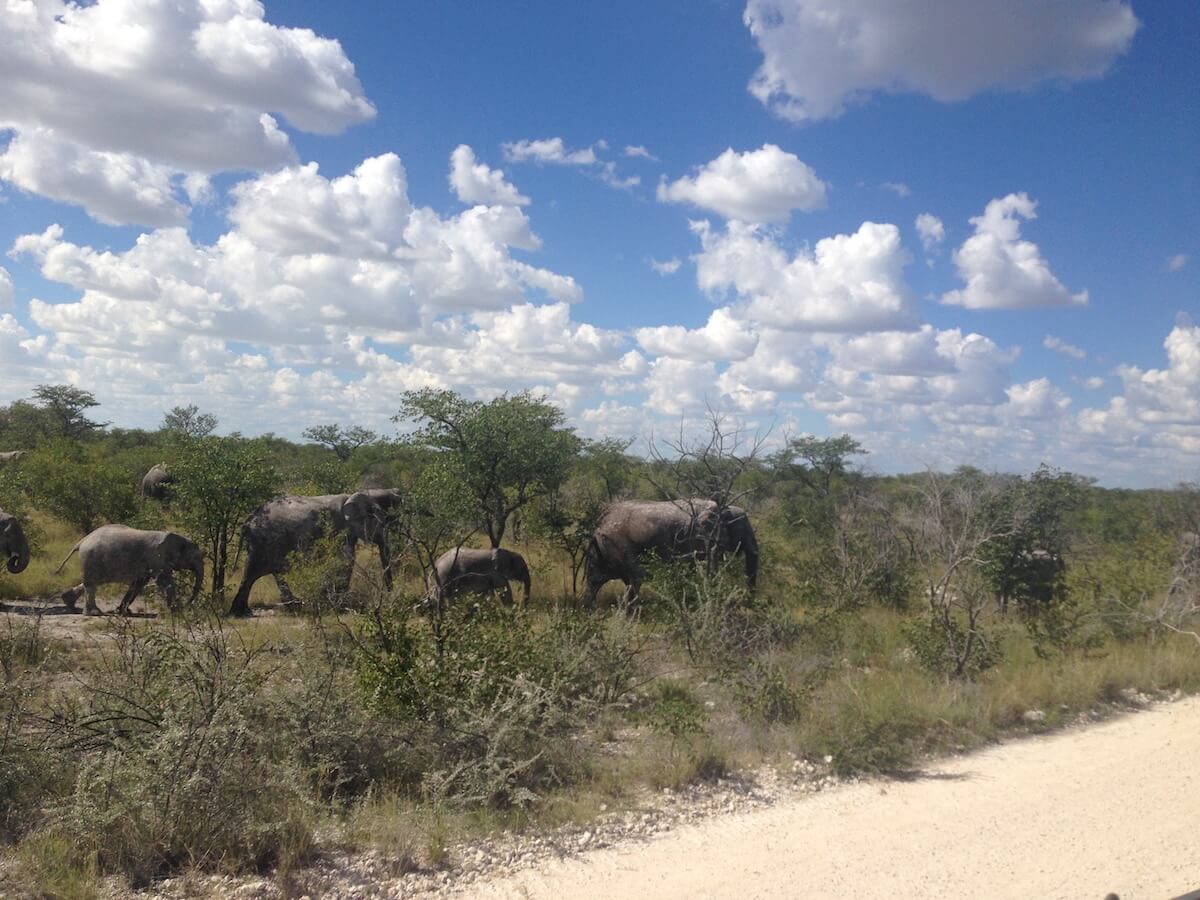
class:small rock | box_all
[1023,709,1046,724]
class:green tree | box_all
[31,385,108,440]
[172,436,279,599]
[395,390,581,548]
[779,434,867,496]
[982,465,1089,615]
[161,404,218,439]
[302,424,379,462]
[20,441,138,533]
[531,438,634,598]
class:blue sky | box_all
[0,0,1197,485]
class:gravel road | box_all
[470,696,1200,900]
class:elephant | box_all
[55,524,204,615]
[582,498,758,608]
[0,509,31,576]
[428,546,531,607]
[141,463,175,501]
[228,492,393,616]
[0,451,25,465]
[343,488,404,539]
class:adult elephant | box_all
[55,525,204,615]
[141,463,175,501]
[0,510,31,576]
[228,492,393,616]
[429,547,531,607]
[582,498,758,608]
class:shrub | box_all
[39,617,315,884]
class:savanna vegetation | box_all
[0,384,1198,896]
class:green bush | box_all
[38,617,315,884]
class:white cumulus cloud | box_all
[0,267,13,311]
[1043,334,1086,360]
[657,145,827,223]
[915,213,945,252]
[635,308,759,363]
[942,193,1087,310]
[692,219,916,332]
[449,145,529,207]
[501,138,598,166]
[648,257,682,276]
[744,0,1139,122]
[0,0,375,225]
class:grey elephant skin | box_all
[141,463,175,501]
[429,547,531,607]
[0,451,25,464]
[583,499,758,608]
[229,491,395,616]
[56,524,204,615]
[0,510,31,575]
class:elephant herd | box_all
[1,457,759,615]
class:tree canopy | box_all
[395,390,581,548]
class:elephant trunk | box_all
[189,561,204,604]
[519,563,531,607]
[743,542,759,592]
[6,525,29,574]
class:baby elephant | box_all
[429,547,531,607]
[56,525,204,615]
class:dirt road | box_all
[472,697,1200,900]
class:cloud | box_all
[13,153,580,363]
[744,0,1139,122]
[501,138,598,166]
[598,162,640,190]
[1043,334,1086,360]
[883,181,911,198]
[692,219,916,332]
[644,357,719,416]
[0,128,190,227]
[0,266,12,311]
[449,145,529,207]
[648,257,682,276]
[624,145,658,161]
[0,0,375,222]
[635,308,758,363]
[915,213,945,252]
[657,145,827,223]
[1167,253,1189,272]
[942,193,1087,310]
[1073,375,1106,390]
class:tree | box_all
[302,424,379,462]
[982,465,1089,615]
[900,470,1015,678]
[31,385,108,440]
[779,434,867,496]
[395,390,581,548]
[172,436,278,599]
[162,405,218,439]
[19,441,138,533]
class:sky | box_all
[0,0,1197,486]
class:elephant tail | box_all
[54,542,81,575]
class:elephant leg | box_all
[61,583,84,612]
[155,570,178,610]
[229,564,264,617]
[84,583,101,616]
[273,573,299,607]
[499,581,514,608]
[118,576,150,615]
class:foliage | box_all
[172,435,278,598]
[18,440,139,534]
[303,424,380,462]
[982,465,1088,615]
[396,389,581,548]
[355,601,643,807]
[161,404,218,438]
[37,618,315,884]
